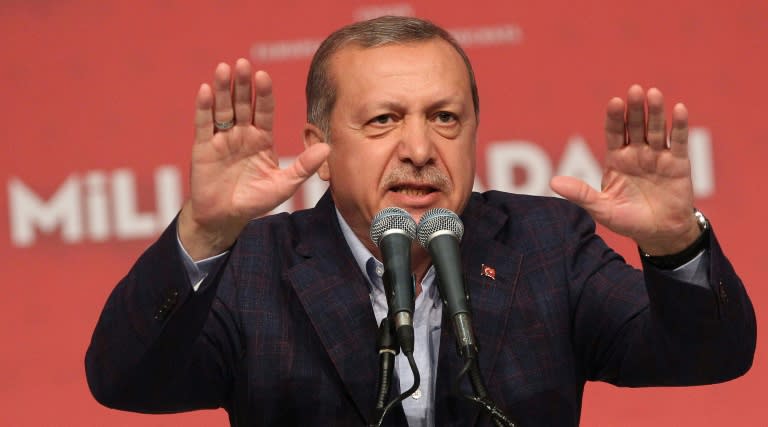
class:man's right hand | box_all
[179,58,330,260]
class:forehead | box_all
[327,39,472,108]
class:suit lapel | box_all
[286,193,407,425]
[435,194,523,426]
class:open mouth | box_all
[390,185,437,197]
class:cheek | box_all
[329,146,387,192]
[444,145,476,182]
[458,161,476,191]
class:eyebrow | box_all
[363,96,465,114]
[426,96,464,111]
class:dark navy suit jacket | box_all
[86,191,756,426]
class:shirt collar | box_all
[334,209,439,301]
[335,208,383,290]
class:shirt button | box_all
[411,389,422,400]
[375,266,384,277]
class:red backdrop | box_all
[1,0,765,425]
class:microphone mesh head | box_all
[416,208,464,248]
[369,207,417,247]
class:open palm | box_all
[551,86,700,255]
[180,59,329,259]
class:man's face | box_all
[315,38,477,245]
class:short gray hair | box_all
[305,16,480,136]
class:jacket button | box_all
[718,281,728,304]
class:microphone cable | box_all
[454,356,518,427]
[373,349,420,427]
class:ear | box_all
[303,123,330,181]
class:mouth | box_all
[389,185,438,197]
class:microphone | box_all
[370,207,417,354]
[416,208,477,358]
[417,208,517,427]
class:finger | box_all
[645,88,666,150]
[232,58,254,126]
[281,143,331,185]
[626,84,646,145]
[213,63,234,127]
[669,103,689,157]
[604,97,626,150]
[253,70,275,133]
[549,175,603,214]
[550,175,618,230]
[194,83,214,143]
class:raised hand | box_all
[179,59,330,260]
[550,85,701,256]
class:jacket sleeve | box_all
[565,203,756,386]
[85,218,240,413]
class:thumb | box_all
[550,175,601,212]
[284,142,331,184]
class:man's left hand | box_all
[550,85,701,256]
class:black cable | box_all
[374,351,420,427]
[453,357,518,427]
[463,347,489,399]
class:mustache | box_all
[382,166,451,191]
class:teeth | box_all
[396,187,431,196]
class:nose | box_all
[397,118,435,167]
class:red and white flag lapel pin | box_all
[481,264,496,280]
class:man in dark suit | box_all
[86,16,755,426]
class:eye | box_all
[434,111,457,124]
[369,114,394,125]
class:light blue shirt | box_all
[335,210,443,427]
